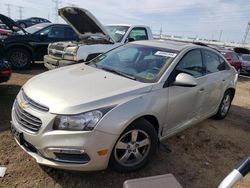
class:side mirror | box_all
[126,37,135,43]
[173,73,197,87]
[39,32,48,40]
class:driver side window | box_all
[175,50,204,78]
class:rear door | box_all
[201,49,230,115]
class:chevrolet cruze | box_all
[11,40,237,172]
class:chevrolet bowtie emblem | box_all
[19,101,28,109]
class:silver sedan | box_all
[11,40,237,172]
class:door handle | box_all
[199,88,205,92]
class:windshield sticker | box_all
[155,51,177,58]
[115,30,126,35]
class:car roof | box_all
[106,24,149,28]
[131,40,197,51]
[33,23,69,27]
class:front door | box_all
[163,49,207,136]
[33,26,68,60]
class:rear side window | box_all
[128,28,148,41]
[204,50,226,73]
[175,50,204,78]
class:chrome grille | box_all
[14,102,42,132]
[48,49,63,58]
[48,45,65,58]
[22,91,49,112]
[49,44,65,51]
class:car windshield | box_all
[89,44,178,82]
[105,25,129,43]
[241,54,250,61]
[18,23,50,34]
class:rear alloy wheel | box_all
[109,119,158,172]
[213,90,233,120]
[8,48,31,69]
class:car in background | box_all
[16,17,51,28]
[219,49,242,73]
[44,7,154,70]
[0,14,78,69]
[11,40,237,172]
[240,54,250,75]
[0,60,11,83]
[0,24,12,36]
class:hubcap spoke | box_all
[134,149,143,161]
[137,138,150,148]
[116,141,129,150]
[120,151,131,163]
[131,130,138,142]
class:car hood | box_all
[0,14,27,34]
[59,7,115,43]
[23,64,152,114]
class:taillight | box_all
[0,70,12,75]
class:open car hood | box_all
[0,14,27,34]
[59,7,115,43]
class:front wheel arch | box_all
[109,118,158,172]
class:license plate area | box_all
[11,124,24,145]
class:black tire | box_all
[213,90,233,120]
[109,119,158,172]
[19,22,27,28]
[7,48,31,70]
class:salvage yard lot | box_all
[0,64,250,188]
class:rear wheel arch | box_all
[226,88,235,100]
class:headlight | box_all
[53,107,114,131]
[63,46,79,61]
[63,53,77,61]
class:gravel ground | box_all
[0,63,250,188]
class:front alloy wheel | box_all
[8,48,31,69]
[109,119,158,172]
[114,129,151,167]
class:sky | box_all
[0,0,249,43]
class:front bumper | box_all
[43,55,76,70]
[11,103,119,171]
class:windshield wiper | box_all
[100,67,137,80]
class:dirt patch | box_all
[0,65,249,188]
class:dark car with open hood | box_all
[0,14,78,69]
